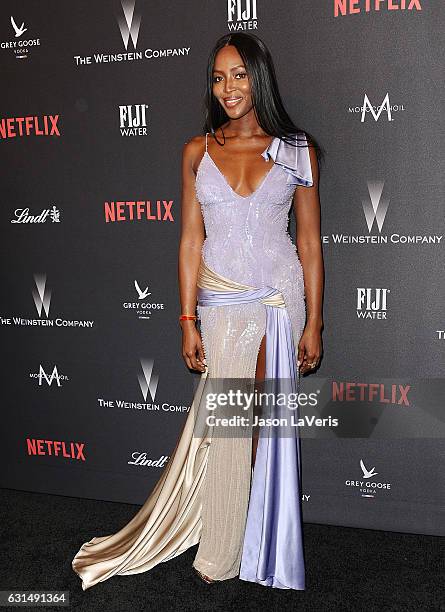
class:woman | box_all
[72,32,323,592]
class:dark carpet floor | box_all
[0,488,444,612]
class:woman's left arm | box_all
[293,143,324,374]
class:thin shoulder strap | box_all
[205,132,208,152]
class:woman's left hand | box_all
[297,325,323,374]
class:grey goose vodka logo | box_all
[227,0,258,30]
[73,0,190,66]
[97,357,189,414]
[345,459,391,499]
[11,16,27,37]
[1,15,42,59]
[322,180,443,246]
[0,274,94,328]
[122,279,166,320]
[135,280,150,300]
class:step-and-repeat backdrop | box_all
[1,1,443,536]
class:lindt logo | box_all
[11,206,61,224]
[128,452,169,467]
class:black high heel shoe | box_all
[193,567,215,584]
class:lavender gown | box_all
[71,131,314,591]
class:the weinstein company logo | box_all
[11,205,61,224]
[104,199,174,223]
[0,114,60,139]
[335,0,422,17]
[33,273,51,317]
[119,104,148,136]
[138,358,159,402]
[348,93,405,121]
[118,0,141,50]
[0,274,94,328]
[0,15,41,59]
[356,288,390,319]
[122,280,166,321]
[227,0,258,30]
[322,181,442,246]
[97,357,189,414]
[362,181,388,233]
[73,0,190,66]
[345,459,391,498]
[30,364,69,386]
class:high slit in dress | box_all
[71,130,314,591]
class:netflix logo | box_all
[0,114,60,139]
[26,438,86,461]
[332,382,410,406]
[104,200,174,223]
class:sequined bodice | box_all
[195,132,313,290]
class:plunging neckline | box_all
[204,137,277,201]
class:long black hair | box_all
[203,32,324,166]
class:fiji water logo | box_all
[356,288,390,319]
[227,0,258,30]
[119,103,148,136]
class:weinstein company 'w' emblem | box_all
[138,358,159,401]
[362,181,389,233]
[32,273,51,317]
[117,0,141,50]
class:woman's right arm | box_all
[178,138,206,373]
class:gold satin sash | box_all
[197,257,286,309]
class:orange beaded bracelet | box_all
[179,314,197,321]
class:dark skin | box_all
[179,47,324,580]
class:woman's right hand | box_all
[181,322,206,372]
